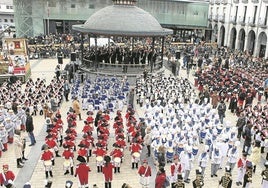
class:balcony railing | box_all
[219,15,225,23]
[263,0,268,3]
[221,0,228,4]
[239,17,246,26]
[215,0,221,4]
[210,0,214,4]
[251,0,259,3]
[248,17,256,27]
[259,19,267,28]
[208,15,213,21]
[242,0,248,3]
[213,15,219,22]
[230,16,237,24]
[233,0,239,3]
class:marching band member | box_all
[0,164,15,187]
[236,152,249,186]
[77,143,88,161]
[0,123,8,152]
[129,140,142,169]
[16,105,26,131]
[261,161,268,188]
[75,156,91,188]
[226,141,239,172]
[210,145,222,178]
[4,117,15,144]
[180,145,194,183]
[102,155,114,188]
[192,168,204,188]
[198,145,209,176]
[243,161,253,188]
[110,144,123,173]
[41,144,54,179]
[79,133,94,161]
[170,155,182,188]
[138,159,152,188]
[93,143,107,173]
[62,145,74,175]
[219,166,232,188]
[45,134,61,157]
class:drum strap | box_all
[143,166,149,176]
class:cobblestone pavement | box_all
[2,57,264,188]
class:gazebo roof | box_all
[72,0,172,37]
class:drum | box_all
[200,131,206,139]
[217,127,223,135]
[44,160,52,166]
[228,141,233,149]
[132,152,140,158]
[177,145,184,155]
[166,148,174,160]
[114,157,121,163]
[192,147,199,156]
[96,156,103,162]
[63,159,71,167]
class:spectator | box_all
[25,109,36,146]
[72,97,82,121]
[248,141,261,173]
[242,124,252,155]
[143,127,152,157]
[14,129,24,168]
[236,113,246,141]
[63,80,71,102]
[217,100,226,124]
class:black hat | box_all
[177,174,183,180]
[46,134,53,139]
[104,155,111,163]
[195,168,202,175]
[65,180,73,188]
[96,143,102,147]
[242,152,248,157]
[77,156,86,163]
[264,161,268,167]
[64,136,71,140]
[225,166,231,173]
[159,167,165,173]
[78,143,85,148]
[41,144,49,150]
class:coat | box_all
[102,163,114,182]
[0,171,15,186]
[75,163,90,185]
[25,114,34,132]
[72,99,81,115]
[14,134,23,158]
[248,146,261,165]
[155,172,166,188]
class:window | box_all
[243,6,247,22]
[4,19,8,22]
[71,4,75,8]
[0,19,2,22]
[89,4,95,9]
[10,19,13,23]
[253,6,257,24]
[265,6,268,25]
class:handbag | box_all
[139,166,149,185]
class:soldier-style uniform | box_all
[219,166,232,188]
[192,168,204,188]
[173,174,185,188]
[261,161,268,188]
[243,161,253,188]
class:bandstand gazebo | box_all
[72,0,173,75]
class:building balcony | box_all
[210,0,214,4]
[251,0,259,3]
[219,15,225,23]
[208,15,213,21]
[213,15,219,22]
[239,18,246,26]
[215,0,221,4]
[248,18,256,27]
[221,0,228,4]
[233,0,239,3]
[230,16,237,24]
[242,0,248,3]
[263,0,268,3]
[259,20,267,28]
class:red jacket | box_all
[93,148,106,157]
[75,163,90,185]
[110,148,123,158]
[78,148,88,157]
[41,150,54,161]
[0,171,15,186]
[130,143,142,153]
[155,172,166,188]
[138,165,152,177]
[102,163,114,181]
[46,139,57,148]
[170,162,182,176]
[62,149,74,159]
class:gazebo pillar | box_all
[150,37,155,73]
[80,33,84,65]
[161,36,165,68]
[94,36,98,71]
